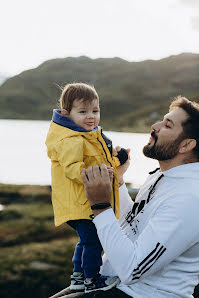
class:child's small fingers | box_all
[112,148,118,156]
[115,146,121,152]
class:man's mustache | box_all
[151,130,158,142]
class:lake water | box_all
[0,120,158,188]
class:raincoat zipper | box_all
[97,136,116,214]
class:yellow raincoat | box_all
[45,121,120,226]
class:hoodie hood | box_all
[163,162,199,180]
[52,109,98,132]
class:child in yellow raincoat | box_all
[45,83,128,293]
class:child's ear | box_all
[61,109,69,116]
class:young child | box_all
[45,83,128,293]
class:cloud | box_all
[179,0,199,31]
[191,16,199,30]
[179,0,199,7]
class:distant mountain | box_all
[0,53,198,132]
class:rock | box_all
[29,261,58,270]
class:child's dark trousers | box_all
[67,219,103,278]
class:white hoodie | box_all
[94,163,199,298]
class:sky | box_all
[1,0,199,75]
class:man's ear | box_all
[179,138,197,153]
[61,109,69,116]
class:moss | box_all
[0,209,22,221]
[0,239,76,298]
[0,185,79,297]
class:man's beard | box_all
[143,131,186,161]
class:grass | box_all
[0,239,77,298]
[0,184,78,298]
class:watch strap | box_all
[91,202,111,210]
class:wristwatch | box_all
[91,202,111,210]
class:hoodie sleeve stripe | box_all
[132,242,166,280]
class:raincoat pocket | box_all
[73,183,88,205]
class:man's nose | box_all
[151,121,162,132]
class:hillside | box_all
[0,53,199,132]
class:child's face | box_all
[67,98,100,131]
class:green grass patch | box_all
[0,189,78,298]
[0,239,77,298]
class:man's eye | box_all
[165,124,170,128]
[93,110,99,113]
[79,111,86,114]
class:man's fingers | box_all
[86,166,95,183]
[108,171,114,182]
[82,165,113,187]
[100,164,110,181]
[107,167,114,174]
[92,165,101,179]
[81,168,89,184]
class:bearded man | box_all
[50,96,199,298]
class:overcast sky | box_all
[1,0,199,75]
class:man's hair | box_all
[169,96,199,159]
[59,83,99,112]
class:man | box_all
[51,96,199,298]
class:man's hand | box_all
[81,164,112,216]
[107,166,114,181]
[113,146,130,186]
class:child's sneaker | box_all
[84,274,120,293]
[70,272,85,291]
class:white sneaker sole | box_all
[85,277,120,293]
[70,284,85,290]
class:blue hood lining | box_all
[52,109,98,132]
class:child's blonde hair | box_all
[59,83,99,112]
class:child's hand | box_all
[114,147,131,186]
[113,146,130,163]
[113,146,121,157]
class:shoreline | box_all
[0,183,51,204]
[0,183,138,204]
